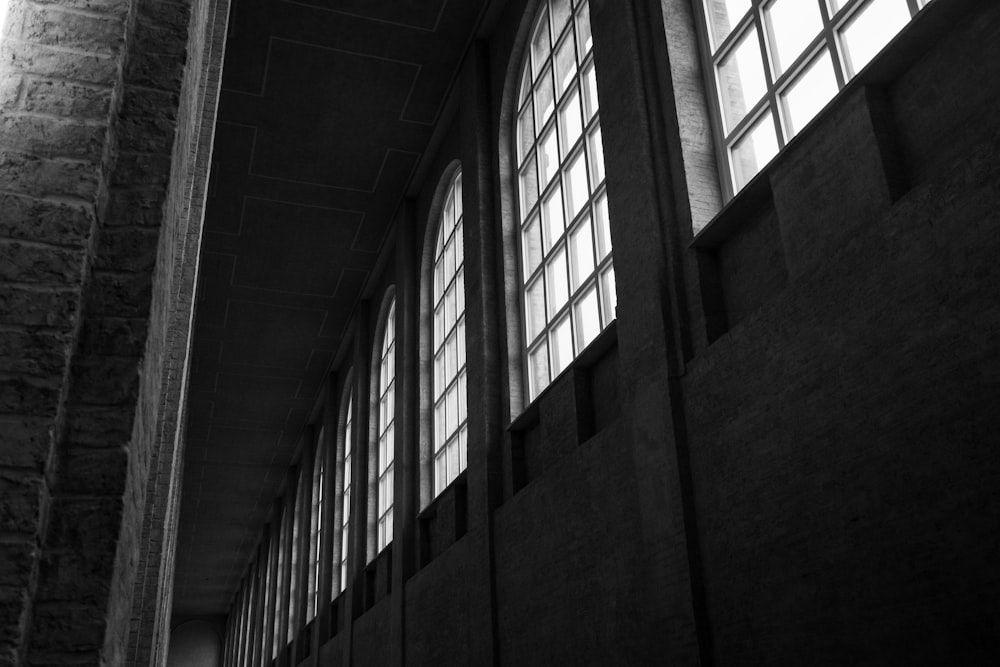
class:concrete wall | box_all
[220,0,1000,665]
[0,0,225,663]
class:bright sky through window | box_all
[701,0,933,196]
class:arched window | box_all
[374,297,396,553]
[432,170,468,495]
[515,0,616,402]
[287,469,304,643]
[698,0,933,196]
[306,428,324,621]
[338,390,354,594]
[272,503,287,658]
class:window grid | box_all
[515,0,616,402]
[339,394,353,594]
[376,300,396,553]
[432,171,468,496]
[701,0,933,196]
[306,428,324,621]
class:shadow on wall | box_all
[167,620,222,667]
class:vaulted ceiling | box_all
[173,0,490,615]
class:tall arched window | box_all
[432,170,468,495]
[272,504,288,658]
[287,470,304,643]
[698,0,934,196]
[306,428,324,621]
[515,0,616,402]
[374,298,396,553]
[338,391,353,594]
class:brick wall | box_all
[0,0,222,662]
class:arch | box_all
[333,367,355,596]
[500,0,616,410]
[366,287,397,560]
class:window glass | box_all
[513,0,616,403]
[375,301,395,553]
[432,171,469,495]
[339,392,353,594]
[306,429,325,620]
[700,0,930,197]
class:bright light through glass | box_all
[704,0,752,48]
[781,50,838,136]
[764,0,823,76]
[0,0,9,41]
[840,0,911,77]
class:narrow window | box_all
[306,428,325,621]
[339,393,353,593]
[272,504,287,658]
[698,0,933,196]
[287,471,304,643]
[515,0,616,402]
[374,298,396,553]
[432,170,468,495]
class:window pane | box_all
[704,0,752,50]
[541,184,565,252]
[763,0,823,76]
[529,342,550,399]
[564,148,589,220]
[550,313,574,376]
[575,283,601,350]
[454,223,464,268]
[569,215,595,292]
[547,246,570,318]
[730,111,778,191]
[558,87,584,157]
[575,2,593,59]
[457,319,466,369]
[525,276,547,342]
[550,0,572,39]
[781,49,837,136]
[535,66,556,128]
[840,0,910,77]
[581,60,599,120]
[600,264,617,326]
[530,9,550,76]
[519,157,539,216]
[593,191,611,261]
[522,213,543,277]
[518,65,532,108]
[554,32,577,96]
[717,26,767,133]
[588,124,605,187]
[516,105,534,166]
[454,175,463,219]
[539,124,560,187]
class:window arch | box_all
[306,427,324,621]
[698,0,934,196]
[373,296,396,554]
[431,169,468,495]
[514,0,616,402]
[336,381,354,595]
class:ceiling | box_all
[172,0,490,615]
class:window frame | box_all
[429,168,469,497]
[334,373,355,596]
[306,427,325,621]
[370,291,397,557]
[694,0,934,199]
[511,0,616,406]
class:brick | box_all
[22,78,113,120]
[35,548,112,605]
[0,543,38,590]
[58,446,130,496]
[32,0,130,15]
[77,316,149,357]
[0,74,22,112]
[120,87,178,122]
[0,285,79,328]
[68,356,140,405]
[0,472,47,537]
[0,418,54,469]
[124,51,186,92]
[85,270,153,317]
[0,377,61,417]
[0,193,94,248]
[5,43,118,85]
[21,7,125,56]
[117,116,177,154]
[0,153,101,200]
[105,188,167,227]
[0,329,72,377]
[92,227,162,273]
[26,603,106,653]
[63,405,135,446]
[0,115,106,162]
[0,588,29,645]
[110,152,172,188]
[0,241,86,285]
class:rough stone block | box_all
[77,316,149,357]
[22,7,125,56]
[105,188,168,227]
[0,377,61,417]
[110,152,172,188]
[0,115,106,162]
[0,329,72,377]
[0,241,86,286]
[22,78,113,120]
[92,227,162,273]
[68,356,141,405]
[0,152,101,200]
[0,285,79,328]
[0,472,47,537]
[0,193,94,247]
[59,445,129,496]
[0,418,54,469]
[63,405,135,446]
[85,270,153,318]
[0,543,38,590]
[5,43,118,85]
